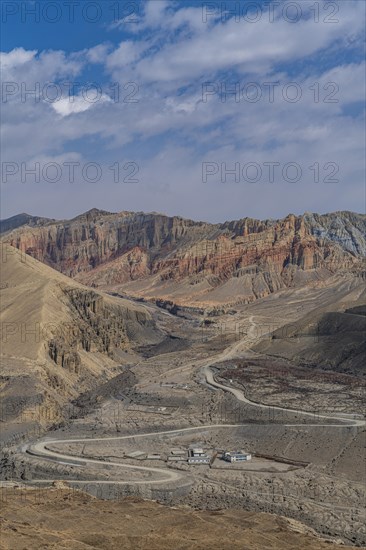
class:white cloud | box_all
[1,1,365,220]
[0,47,83,85]
[106,1,365,83]
[141,0,170,27]
[0,48,37,70]
[85,43,111,64]
[51,93,112,117]
[106,40,148,70]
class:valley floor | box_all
[1,279,365,548]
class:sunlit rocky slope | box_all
[2,209,365,307]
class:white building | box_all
[223,451,252,462]
[187,447,210,464]
[190,448,205,456]
[188,456,210,464]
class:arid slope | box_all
[0,488,357,550]
[0,245,159,431]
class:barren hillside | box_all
[0,488,358,550]
[0,245,160,434]
[2,209,365,307]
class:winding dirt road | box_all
[26,394,364,488]
[24,313,364,486]
[203,366,366,428]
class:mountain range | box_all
[1,209,365,309]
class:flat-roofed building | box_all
[187,447,210,464]
[223,451,252,462]
[125,450,147,460]
[190,448,205,456]
[188,456,210,464]
[170,448,185,455]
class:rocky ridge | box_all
[2,209,365,307]
[0,246,160,434]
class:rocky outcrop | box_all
[3,209,215,277]
[0,246,161,433]
[0,213,55,234]
[2,209,365,306]
[45,285,156,370]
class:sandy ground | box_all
[0,488,360,550]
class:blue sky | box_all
[1,0,365,222]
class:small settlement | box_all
[124,447,252,465]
